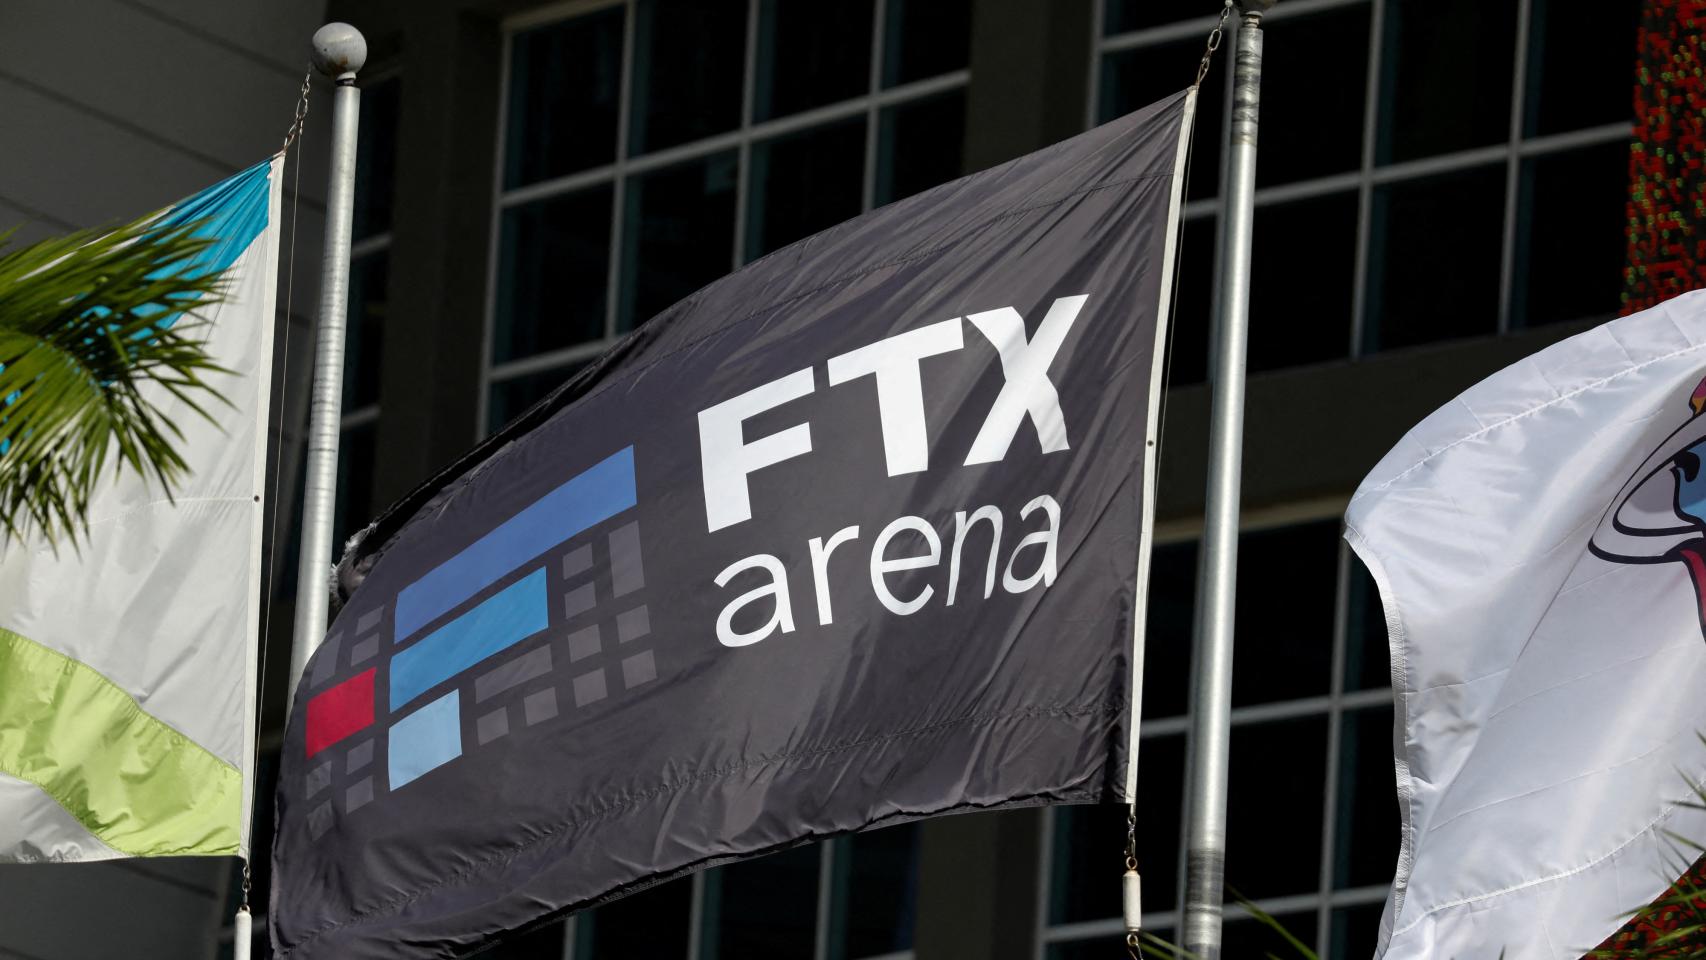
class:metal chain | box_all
[1194,0,1235,87]
[240,859,252,912]
[1125,809,1139,871]
[279,70,312,154]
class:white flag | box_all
[1347,289,1706,958]
[0,158,282,861]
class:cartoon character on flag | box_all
[1590,374,1706,631]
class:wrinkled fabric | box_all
[0,158,280,861]
[272,92,1195,959]
[1347,289,1706,958]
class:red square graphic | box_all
[306,668,376,757]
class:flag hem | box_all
[1341,522,1415,955]
[237,154,283,861]
[1125,86,1199,804]
[275,704,1112,956]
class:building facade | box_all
[283,0,1641,958]
[0,0,1645,957]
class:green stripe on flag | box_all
[0,627,241,857]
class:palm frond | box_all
[0,212,232,545]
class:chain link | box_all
[1125,809,1139,871]
[280,70,313,154]
[1194,0,1235,87]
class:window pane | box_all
[619,152,738,330]
[1377,0,1518,164]
[1143,542,1196,720]
[875,89,966,205]
[1513,142,1627,328]
[701,845,820,960]
[1226,716,1327,899]
[1249,192,1355,372]
[495,186,613,363]
[1105,0,1212,35]
[1049,736,1185,926]
[755,0,874,121]
[1344,557,1392,692]
[572,877,692,958]
[1335,704,1400,890]
[826,823,920,960]
[334,420,376,546]
[1165,215,1214,386]
[747,119,866,261]
[506,9,624,188]
[488,919,567,958]
[1100,40,1222,202]
[353,77,399,240]
[487,363,585,435]
[1258,5,1369,188]
[1224,911,1317,958]
[1365,164,1504,352]
[882,0,970,88]
[1331,902,1387,960]
[1524,0,1640,137]
[1233,521,1337,708]
[630,0,746,155]
[344,252,387,409]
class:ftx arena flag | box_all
[0,158,282,861]
[272,91,1196,957]
[1347,288,1706,958]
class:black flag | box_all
[272,89,1196,958]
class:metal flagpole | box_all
[1181,3,1269,958]
[286,23,367,706]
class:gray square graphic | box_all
[349,635,379,666]
[346,776,373,813]
[305,762,332,799]
[566,625,601,662]
[621,650,656,689]
[346,739,373,774]
[573,669,608,707]
[563,583,597,619]
[616,605,650,644]
[477,708,510,745]
[524,688,559,726]
[356,607,383,634]
[307,801,334,840]
[561,543,594,579]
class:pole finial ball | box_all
[311,23,367,79]
[1236,0,1278,11]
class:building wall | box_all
[0,0,1645,956]
[306,0,1641,958]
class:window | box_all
[509,827,922,960]
[486,0,973,437]
[1094,0,1639,378]
[1040,519,1400,958]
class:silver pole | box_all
[1181,4,1267,958]
[287,23,367,705]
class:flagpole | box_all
[1181,3,1269,959]
[286,23,367,706]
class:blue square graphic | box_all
[389,690,463,790]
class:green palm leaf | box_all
[0,213,234,546]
